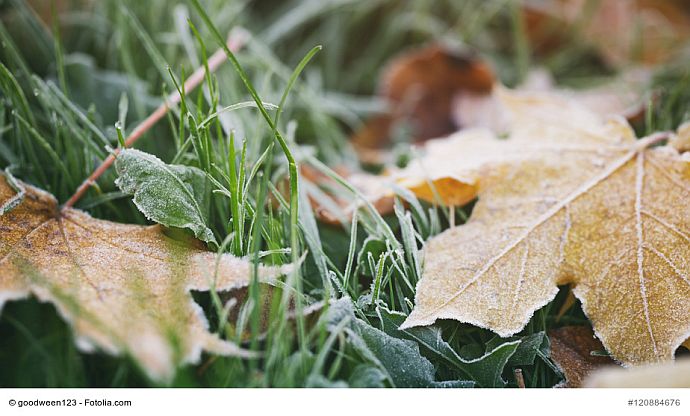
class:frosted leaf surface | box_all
[377,306,521,387]
[325,298,473,388]
[401,95,690,367]
[115,149,216,244]
[0,176,293,381]
[390,87,635,206]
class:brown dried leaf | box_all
[549,326,616,387]
[400,92,690,367]
[585,357,690,387]
[352,44,494,163]
[0,176,292,381]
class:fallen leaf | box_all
[523,0,690,67]
[392,87,629,206]
[585,357,690,387]
[549,326,616,387]
[380,44,494,138]
[399,92,690,367]
[454,69,652,134]
[0,175,292,381]
[352,44,494,164]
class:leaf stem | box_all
[637,131,673,149]
[61,31,247,210]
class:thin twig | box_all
[62,30,247,210]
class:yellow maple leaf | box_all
[399,92,690,366]
[0,175,293,381]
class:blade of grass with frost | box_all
[0,22,33,79]
[210,232,236,338]
[187,115,211,172]
[0,64,46,186]
[41,80,110,148]
[304,155,399,247]
[390,184,429,235]
[188,22,217,107]
[394,199,422,283]
[189,4,303,307]
[309,314,351,380]
[247,142,286,368]
[245,38,355,162]
[166,66,190,151]
[221,131,243,255]
[120,5,174,87]
[370,252,388,305]
[199,102,279,129]
[268,179,333,287]
[31,79,106,158]
[274,45,322,126]
[12,113,74,186]
[342,210,358,293]
[297,183,332,296]
[0,63,33,124]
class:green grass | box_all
[1,0,689,388]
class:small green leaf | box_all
[486,332,550,367]
[377,307,521,387]
[326,298,474,388]
[348,365,387,388]
[115,149,216,244]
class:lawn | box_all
[1,0,689,388]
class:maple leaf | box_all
[392,88,633,206]
[0,175,293,381]
[398,92,690,366]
